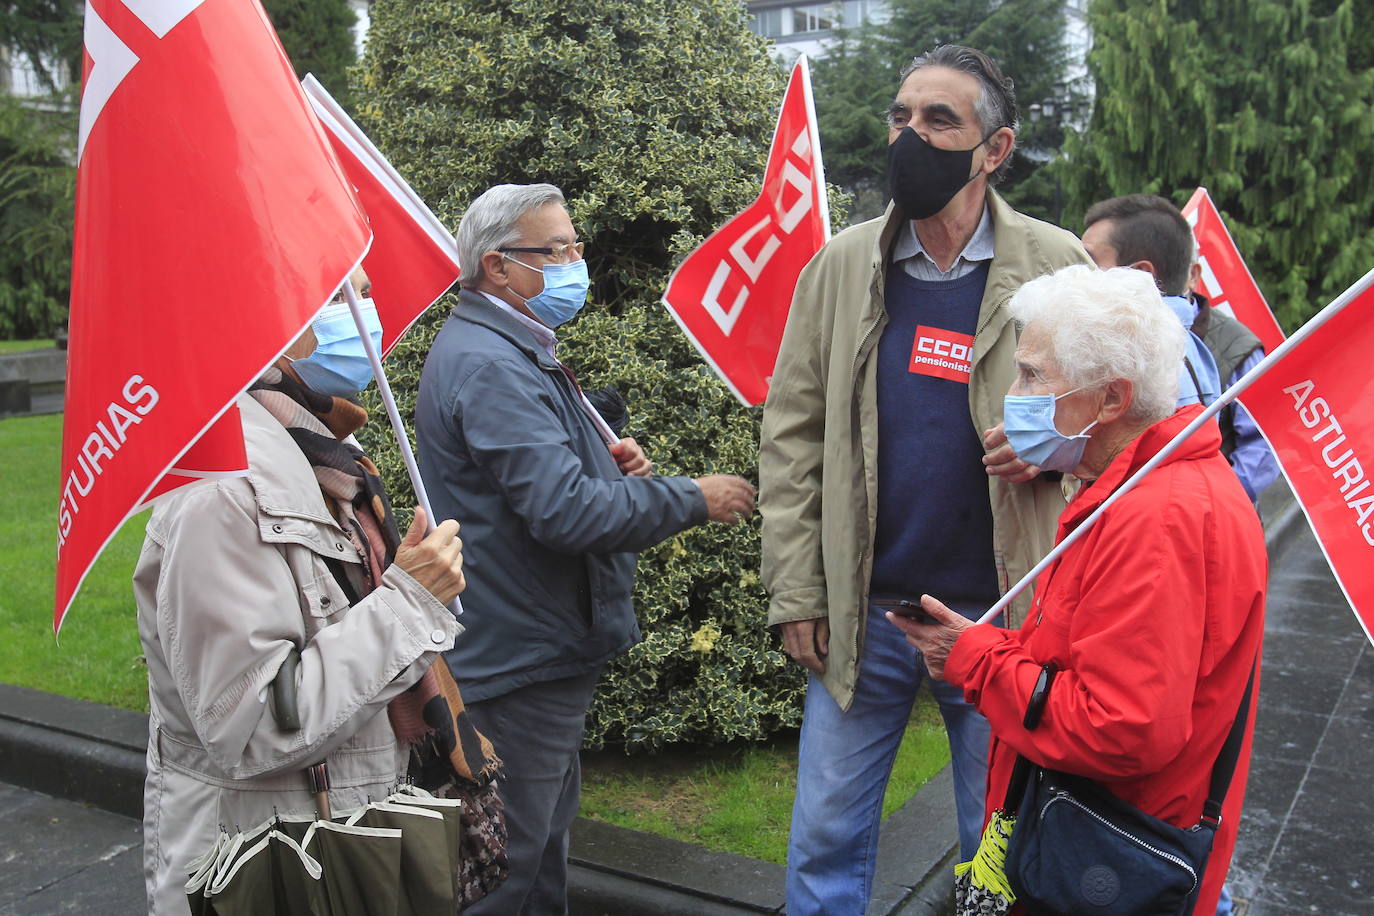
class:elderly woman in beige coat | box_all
[133,277,468,914]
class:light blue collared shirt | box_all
[892,205,995,282]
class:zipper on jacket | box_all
[851,312,883,392]
[974,301,1003,340]
[1041,791,1199,893]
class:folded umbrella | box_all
[207,828,325,916]
[347,801,454,916]
[387,787,466,907]
[302,819,404,916]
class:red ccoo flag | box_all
[58,0,371,633]
[660,56,830,406]
[1238,269,1374,645]
[302,75,462,355]
[1182,187,1286,354]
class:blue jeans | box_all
[785,603,992,915]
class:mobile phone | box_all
[889,599,934,625]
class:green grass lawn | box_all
[1,412,950,861]
[0,339,56,354]
[0,413,150,712]
[580,692,950,864]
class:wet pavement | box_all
[1,499,1371,914]
[0,783,143,914]
[1225,514,1373,914]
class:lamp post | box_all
[1026,85,1085,226]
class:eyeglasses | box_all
[498,241,585,264]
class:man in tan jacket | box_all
[759,44,1089,914]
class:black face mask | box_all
[887,126,988,220]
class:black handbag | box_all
[1004,660,1256,916]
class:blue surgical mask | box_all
[291,298,383,397]
[1003,387,1098,473]
[506,256,590,327]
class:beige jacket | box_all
[760,192,1090,710]
[134,394,461,914]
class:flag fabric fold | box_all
[302,75,463,356]
[1182,188,1286,354]
[58,0,371,632]
[660,55,830,406]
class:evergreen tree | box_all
[356,0,820,749]
[0,0,82,91]
[0,0,80,339]
[261,0,358,109]
[809,0,1077,224]
[1064,0,1374,329]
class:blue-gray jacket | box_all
[416,290,708,702]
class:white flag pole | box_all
[796,54,831,243]
[977,267,1374,625]
[342,280,463,616]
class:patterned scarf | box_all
[249,366,500,787]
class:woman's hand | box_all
[885,595,973,681]
[393,508,466,605]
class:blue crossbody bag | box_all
[1004,660,1257,916]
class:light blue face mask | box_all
[1003,386,1098,473]
[291,298,383,397]
[506,256,590,327]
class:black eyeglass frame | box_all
[497,242,585,260]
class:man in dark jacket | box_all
[416,183,755,914]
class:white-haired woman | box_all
[891,265,1267,915]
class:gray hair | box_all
[1009,264,1186,424]
[900,44,1019,185]
[457,183,566,288]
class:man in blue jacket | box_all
[416,183,755,914]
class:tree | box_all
[0,0,80,339]
[0,98,73,338]
[355,0,824,750]
[809,0,1078,224]
[1064,0,1374,330]
[261,0,358,109]
[0,0,82,92]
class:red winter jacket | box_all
[944,405,1267,915]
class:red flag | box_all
[302,75,462,355]
[1182,187,1286,354]
[1238,269,1374,645]
[660,56,829,406]
[58,0,370,632]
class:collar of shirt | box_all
[892,204,995,282]
[482,290,557,358]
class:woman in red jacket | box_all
[892,264,1267,915]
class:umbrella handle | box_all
[271,651,302,732]
[307,761,332,820]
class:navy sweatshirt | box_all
[871,263,999,617]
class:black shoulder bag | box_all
[1004,659,1257,916]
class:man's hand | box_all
[779,618,830,674]
[610,437,653,477]
[983,423,1042,483]
[885,595,972,681]
[694,475,756,524]
[393,507,466,605]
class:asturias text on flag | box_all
[1283,379,1374,545]
[58,375,159,546]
